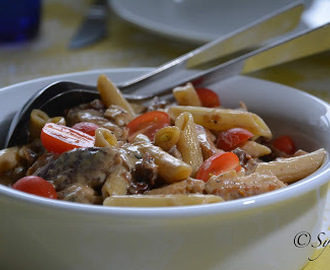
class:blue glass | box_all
[0,0,41,43]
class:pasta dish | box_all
[0,74,326,207]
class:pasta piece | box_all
[29,109,49,139]
[0,147,20,175]
[97,74,135,118]
[102,167,130,197]
[47,116,66,126]
[95,127,118,147]
[147,178,205,195]
[132,134,192,183]
[255,148,326,183]
[239,140,271,158]
[293,149,308,156]
[154,126,180,151]
[172,82,202,106]
[168,106,272,138]
[175,112,203,175]
[103,194,223,207]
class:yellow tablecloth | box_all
[0,0,195,88]
[0,0,329,269]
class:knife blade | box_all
[186,1,304,69]
[117,22,330,100]
[118,1,304,94]
[186,22,330,88]
[69,0,108,49]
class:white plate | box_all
[110,0,313,43]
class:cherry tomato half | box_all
[272,135,296,155]
[12,176,57,199]
[217,128,254,151]
[196,152,241,182]
[195,87,220,107]
[41,123,95,154]
[72,122,100,136]
[127,111,170,141]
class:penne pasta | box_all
[103,194,223,207]
[239,140,271,158]
[97,74,136,118]
[47,116,66,126]
[147,178,205,195]
[102,167,130,197]
[175,112,203,175]
[255,148,326,183]
[132,134,192,183]
[0,147,20,175]
[172,82,202,106]
[95,127,118,147]
[168,105,272,138]
[29,109,49,139]
[154,126,180,151]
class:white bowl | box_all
[0,68,329,270]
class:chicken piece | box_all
[132,153,158,185]
[195,124,222,160]
[58,183,102,204]
[205,170,286,201]
[65,99,105,125]
[66,102,128,141]
[66,108,106,126]
[33,147,138,204]
[104,105,133,127]
[147,96,168,112]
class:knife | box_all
[69,0,108,49]
[118,1,304,94]
[115,21,330,101]
[172,22,330,91]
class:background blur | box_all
[0,0,329,100]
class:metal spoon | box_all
[6,21,330,148]
[5,2,306,147]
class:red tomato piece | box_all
[196,152,241,182]
[272,135,296,155]
[12,176,57,199]
[41,123,95,154]
[127,111,170,141]
[195,87,220,107]
[72,122,100,136]
[217,128,254,151]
